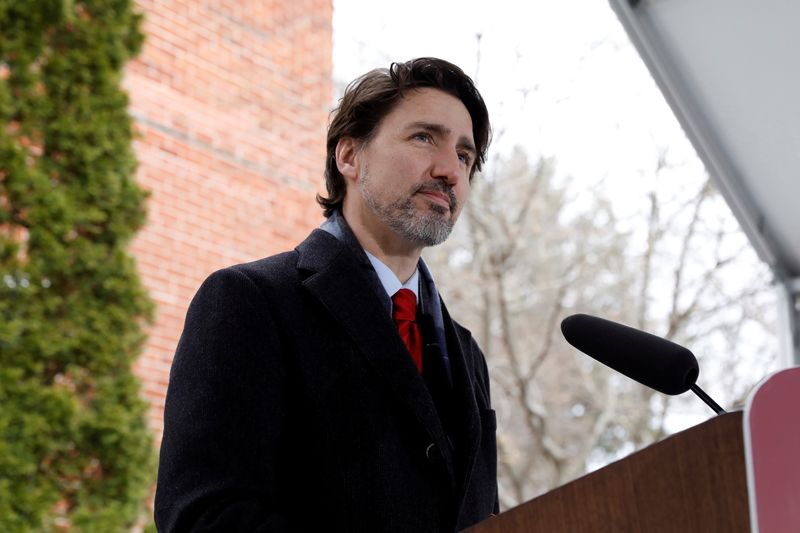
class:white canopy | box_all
[608,0,800,364]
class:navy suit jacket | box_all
[155,228,498,532]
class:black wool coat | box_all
[154,228,498,532]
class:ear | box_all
[335,137,361,184]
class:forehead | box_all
[378,88,474,142]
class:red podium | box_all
[465,367,800,533]
[744,366,800,532]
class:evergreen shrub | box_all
[0,1,155,530]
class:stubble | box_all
[359,166,458,247]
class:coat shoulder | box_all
[229,251,302,288]
[187,251,300,313]
[220,228,342,291]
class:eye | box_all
[412,132,433,143]
[458,151,472,167]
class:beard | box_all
[359,167,458,247]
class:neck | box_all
[341,204,423,284]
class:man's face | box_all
[346,88,476,247]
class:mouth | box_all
[417,190,452,210]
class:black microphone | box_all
[560,313,725,414]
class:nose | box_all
[431,146,463,186]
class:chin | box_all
[428,204,449,217]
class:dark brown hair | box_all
[317,57,491,217]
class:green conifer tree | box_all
[0,1,154,530]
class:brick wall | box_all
[125,0,333,443]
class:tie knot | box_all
[392,288,417,322]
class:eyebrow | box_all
[406,121,477,156]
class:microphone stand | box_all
[690,384,726,415]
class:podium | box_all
[465,367,800,533]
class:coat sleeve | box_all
[154,266,291,532]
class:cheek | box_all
[456,180,471,204]
[395,155,424,180]
[376,153,414,182]
[451,183,470,220]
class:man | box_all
[155,57,497,532]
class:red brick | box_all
[128,0,332,445]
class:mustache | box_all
[413,181,458,210]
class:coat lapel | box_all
[440,301,482,502]
[296,230,456,483]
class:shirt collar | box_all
[364,250,419,301]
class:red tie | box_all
[392,288,423,373]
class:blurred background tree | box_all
[425,146,778,508]
[0,1,154,530]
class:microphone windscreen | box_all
[560,314,699,395]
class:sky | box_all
[332,0,702,218]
